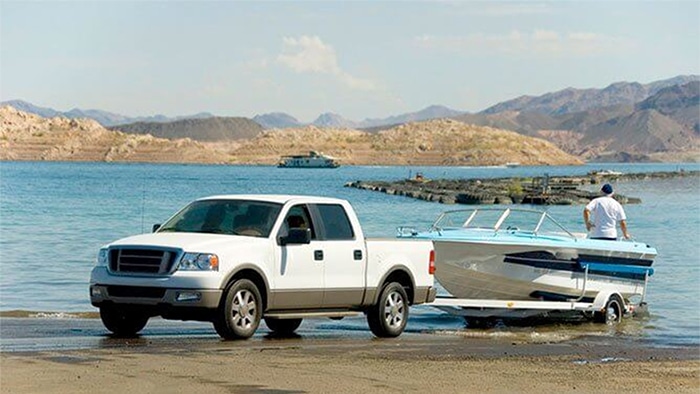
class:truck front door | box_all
[272,204,323,310]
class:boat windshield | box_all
[157,199,282,237]
[431,208,574,237]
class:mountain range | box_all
[0,100,215,127]
[2,74,698,161]
[110,117,263,142]
[0,107,580,166]
[449,80,699,160]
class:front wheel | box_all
[99,305,149,337]
[213,279,262,340]
[367,282,409,338]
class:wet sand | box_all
[2,330,699,393]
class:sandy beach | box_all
[2,329,698,394]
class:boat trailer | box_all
[427,265,653,324]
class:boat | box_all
[398,208,656,304]
[588,169,623,176]
[505,162,520,168]
[278,151,340,168]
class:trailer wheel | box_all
[367,282,409,338]
[213,279,262,339]
[99,305,149,337]
[264,317,302,335]
[594,294,624,324]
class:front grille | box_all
[107,285,166,298]
[109,248,178,274]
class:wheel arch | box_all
[374,266,416,305]
[221,264,270,311]
[592,291,626,311]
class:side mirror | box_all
[280,228,311,245]
[152,224,161,232]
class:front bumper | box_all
[90,284,222,309]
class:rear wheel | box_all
[594,294,624,324]
[213,279,262,340]
[367,282,409,338]
[99,305,149,337]
[264,317,302,335]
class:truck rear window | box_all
[316,204,354,240]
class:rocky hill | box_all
[0,107,581,166]
[110,117,264,142]
[0,106,228,163]
[228,119,582,166]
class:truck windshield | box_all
[157,200,282,238]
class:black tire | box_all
[264,317,302,335]
[213,279,262,340]
[594,294,624,324]
[99,305,149,337]
[367,282,409,338]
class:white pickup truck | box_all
[90,195,436,339]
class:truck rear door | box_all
[310,203,366,308]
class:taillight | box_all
[429,250,436,275]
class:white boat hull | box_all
[434,240,650,302]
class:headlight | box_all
[96,248,109,267]
[179,253,219,271]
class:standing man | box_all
[583,183,630,240]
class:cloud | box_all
[472,3,553,16]
[277,35,376,90]
[416,30,632,56]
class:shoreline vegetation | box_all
[346,170,700,205]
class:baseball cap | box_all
[601,184,613,195]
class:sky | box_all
[1,1,699,122]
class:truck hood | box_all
[108,232,268,252]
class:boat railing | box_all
[429,207,577,239]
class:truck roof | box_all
[197,194,347,205]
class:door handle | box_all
[353,250,363,260]
[314,250,324,261]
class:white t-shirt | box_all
[585,196,626,239]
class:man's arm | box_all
[620,219,630,239]
[583,208,592,231]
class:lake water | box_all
[1,161,698,346]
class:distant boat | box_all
[278,151,340,168]
[588,169,623,176]
[505,162,520,168]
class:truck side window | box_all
[316,204,354,240]
[281,205,316,239]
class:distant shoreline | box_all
[346,170,700,206]
[1,159,699,166]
